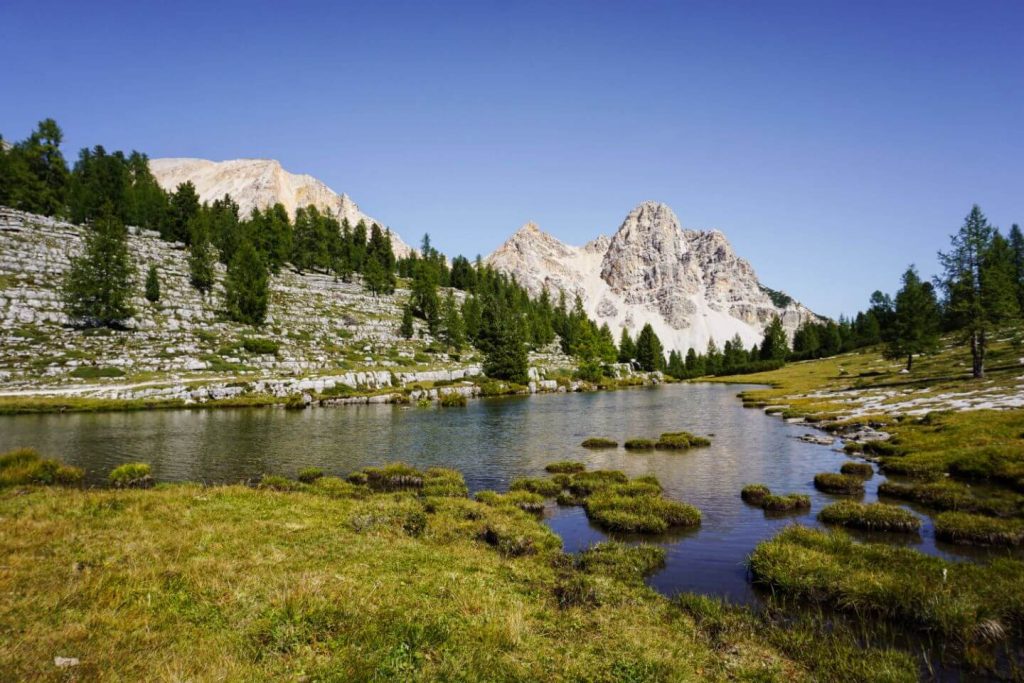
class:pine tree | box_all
[938,205,1015,378]
[144,264,160,303]
[1010,224,1024,311]
[410,262,441,334]
[618,328,636,364]
[635,323,664,372]
[666,350,685,378]
[759,315,789,361]
[483,310,529,384]
[224,240,269,326]
[62,212,135,327]
[362,256,391,296]
[684,347,703,376]
[188,215,217,294]
[440,291,466,351]
[400,305,415,339]
[167,181,200,244]
[884,265,939,371]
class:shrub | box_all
[839,462,874,478]
[761,494,811,512]
[545,461,586,474]
[242,337,279,355]
[108,462,154,489]
[510,477,563,498]
[741,484,770,505]
[438,392,468,408]
[581,437,617,449]
[623,438,656,451]
[655,431,711,450]
[934,512,1024,547]
[297,467,324,484]
[818,502,921,533]
[813,473,865,495]
[576,542,666,581]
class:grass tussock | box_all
[108,462,154,489]
[296,467,324,484]
[877,480,1021,517]
[576,542,666,582]
[623,438,656,451]
[749,525,1024,648]
[839,461,874,478]
[760,494,811,512]
[741,484,771,505]
[438,392,468,407]
[818,501,921,533]
[583,490,701,534]
[655,431,712,450]
[813,472,865,495]
[0,447,83,488]
[509,477,563,498]
[475,489,546,513]
[544,460,586,474]
[934,511,1024,547]
[581,437,617,449]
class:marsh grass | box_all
[655,431,712,450]
[741,484,770,505]
[475,489,546,513]
[749,526,1024,648]
[0,447,83,487]
[818,501,921,533]
[761,494,811,512]
[545,461,586,474]
[581,437,617,449]
[623,438,656,451]
[438,392,468,408]
[583,491,701,534]
[108,462,154,489]
[296,467,324,484]
[934,511,1024,547]
[814,472,865,495]
[878,480,1021,517]
[510,477,563,498]
[840,461,874,478]
[576,542,666,581]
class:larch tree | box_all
[885,265,940,371]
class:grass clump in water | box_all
[438,392,468,407]
[358,463,424,491]
[749,525,1024,648]
[818,501,921,533]
[296,467,324,484]
[623,438,656,451]
[576,542,666,582]
[422,467,468,498]
[760,494,811,512]
[813,472,865,495]
[581,437,617,449]
[878,480,1019,516]
[839,461,874,478]
[108,462,154,489]
[934,511,1024,547]
[655,431,711,450]
[510,477,563,498]
[475,490,546,513]
[584,490,700,534]
[740,484,770,505]
[0,448,83,488]
[545,460,586,474]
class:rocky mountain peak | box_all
[149,157,414,258]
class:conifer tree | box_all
[144,264,160,303]
[399,304,415,339]
[441,291,466,351]
[885,265,940,371]
[188,215,217,294]
[62,212,135,327]
[224,239,269,326]
[635,323,664,372]
[483,308,529,384]
[618,328,636,363]
[1010,224,1024,311]
[759,315,789,361]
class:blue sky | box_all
[2,0,1021,317]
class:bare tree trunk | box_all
[971,330,984,378]
[906,354,913,372]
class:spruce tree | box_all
[885,265,939,371]
[1010,224,1024,311]
[440,291,466,351]
[483,310,529,384]
[759,315,788,361]
[400,305,415,339]
[188,216,217,294]
[938,205,1017,378]
[167,182,200,243]
[144,264,160,303]
[62,212,135,327]
[618,328,636,363]
[635,323,664,372]
[224,239,269,326]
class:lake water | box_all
[0,382,1005,603]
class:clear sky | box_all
[2,1,1021,317]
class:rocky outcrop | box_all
[487,201,820,352]
[149,158,414,258]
